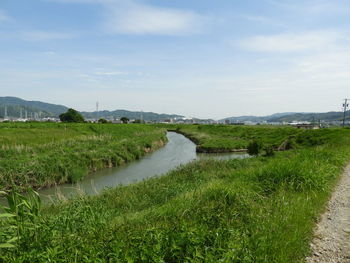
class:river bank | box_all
[38,132,248,203]
[0,123,167,191]
[2,126,350,262]
[167,128,248,153]
[160,124,314,153]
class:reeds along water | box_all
[2,125,350,262]
[0,123,167,191]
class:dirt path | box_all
[306,164,350,263]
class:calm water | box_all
[4,132,248,204]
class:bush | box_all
[247,141,261,156]
[59,109,84,123]
[98,118,108,124]
[121,117,129,124]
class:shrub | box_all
[59,109,84,123]
[121,117,129,124]
[247,141,261,156]
[98,118,108,124]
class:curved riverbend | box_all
[38,132,248,202]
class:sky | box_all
[0,0,350,119]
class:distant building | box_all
[296,124,320,129]
[289,122,320,129]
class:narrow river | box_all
[14,132,248,204]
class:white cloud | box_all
[296,50,350,78]
[239,14,284,27]
[94,71,128,76]
[240,15,272,23]
[266,0,350,17]
[20,31,74,41]
[104,2,203,35]
[50,0,203,35]
[0,10,10,22]
[43,51,56,56]
[46,0,104,3]
[237,31,346,52]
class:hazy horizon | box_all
[4,95,346,121]
[1,0,349,119]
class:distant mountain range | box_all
[1,96,349,123]
[222,111,350,123]
[0,97,68,118]
[0,97,183,121]
[81,110,183,121]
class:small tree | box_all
[247,140,261,156]
[98,118,108,124]
[120,117,129,124]
[59,109,84,123]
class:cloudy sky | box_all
[1,0,349,119]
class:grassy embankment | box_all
[0,122,167,190]
[1,125,350,262]
[160,124,319,152]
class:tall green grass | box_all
[159,124,340,153]
[0,123,166,190]
[1,126,350,262]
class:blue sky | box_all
[1,0,350,119]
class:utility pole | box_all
[96,101,99,120]
[20,108,23,119]
[343,99,349,128]
[4,105,7,119]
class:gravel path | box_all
[306,164,350,263]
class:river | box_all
[4,132,248,204]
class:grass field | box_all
[0,122,166,190]
[1,125,350,262]
[159,124,331,152]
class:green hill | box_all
[0,97,68,118]
[268,112,350,122]
[81,110,183,121]
[223,111,350,123]
[0,97,183,121]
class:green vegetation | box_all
[120,117,129,124]
[247,140,261,156]
[98,118,109,124]
[0,122,166,190]
[59,108,85,123]
[1,125,350,262]
[161,124,299,152]
[161,124,337,153]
